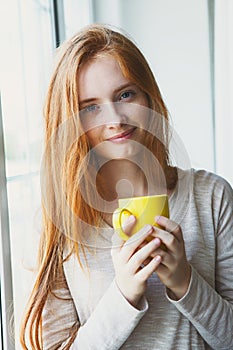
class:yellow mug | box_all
[112,194,169,241]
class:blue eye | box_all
[82,104,100,115]
[120,91,135,101]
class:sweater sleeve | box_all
[166,178,233,350]
[42,277,148,350]
[70,280,148,350]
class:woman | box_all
[20,24,233,349]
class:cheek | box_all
[135,92,149,110]
[85,128,101,148]
[132,109,150,130]
[141,94,150,108]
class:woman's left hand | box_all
[150,216,191,300]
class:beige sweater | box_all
[42,169,233,349]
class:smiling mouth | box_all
[107,127,137,142]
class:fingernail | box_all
[127,215,135,223]
[154,255,161,262]
[155,215,161,223]
[143,224,152,233]
[122,215,135,230]
[153,238,160,245]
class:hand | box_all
[151,216,191,300]
[111,216,162,308]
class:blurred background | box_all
[0,0,232,348]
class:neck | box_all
[96,158,165,201]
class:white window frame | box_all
[0,95,14,350]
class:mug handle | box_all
[112,207,133,240]
[112,207,167,250]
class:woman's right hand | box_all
[111,216,162,308]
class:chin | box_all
[97,151,142,161]
[92,141,144,160]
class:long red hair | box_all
[20,23,175,349]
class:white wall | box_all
[215,0,233,185]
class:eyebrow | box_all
[114,82,136,94]
[79,97,97,107]
[79,83,137,106]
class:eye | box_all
[119,91,135,101]
[82,104,100,115]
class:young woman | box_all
[20,24,233,349]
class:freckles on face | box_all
[78,55,150,158]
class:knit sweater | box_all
[42,169,233,349]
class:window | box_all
[1,1,53,348]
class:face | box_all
[78,56,150,160]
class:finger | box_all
[128,238,161,272]
[119,225,154,262]
[155,216,183,241]
[122,224,154,255]
[142,238,163,265]
[150,248,174,267]
[136,255,162,280]
[141,257,152,266]
[152,227,179,253]
[154,261,168,275]
[122,215,137,236]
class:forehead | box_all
[78,56,130,101]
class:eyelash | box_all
[81,90,136,115]
[82,104,100,114]
[119,90,136,101]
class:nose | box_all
[103,102,127,128]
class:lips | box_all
[107,127,136,142]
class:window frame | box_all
[0,1,66,348]
[0,94,14,350]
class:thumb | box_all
[121,214,136,237]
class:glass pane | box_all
[63,0,93,38]
[1,0,54,348]
[7,175,41,347]
[1,0,53,179]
